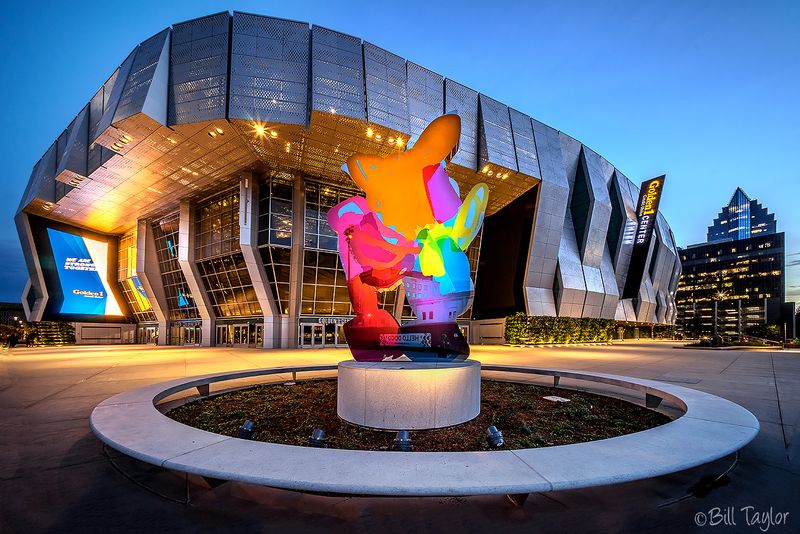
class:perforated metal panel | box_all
[94,49,137,140]
[406,62,443,141]
[509,108,539,178]
[21,142,57,207]
[444,79,478,170]
[311,26,365,120]
[478,94,517,171]
[169,13,230,125]
[230,13,309,125]
[56,105,89,185]
[115,29,170,122]
[364,42,408,132]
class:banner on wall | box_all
[46,228,124,316]
[621,175,666,299]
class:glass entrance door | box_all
[231,324,249,347]
[216,325,229,346]
[181,324,201,345]
[300,323,325,348]
[216,324,255,347]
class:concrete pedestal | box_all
[337,360,481,430]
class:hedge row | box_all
[503,313,677,344]
[504,313,616,344]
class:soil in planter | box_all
[167,380,671,452]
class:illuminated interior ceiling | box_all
[34,110,536,235]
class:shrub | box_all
[504,315,670,344]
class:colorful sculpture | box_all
[328,114,488,361]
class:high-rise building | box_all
[707,187,776,243]
[676,188,789,338]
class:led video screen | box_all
[46,228,124,316]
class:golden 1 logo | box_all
[73,289,104,299]
[635,178,663,245]
[641,179,662,216]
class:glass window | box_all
[152,213,200,321]
[197,252,263,318]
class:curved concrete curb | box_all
[90,364,759,496]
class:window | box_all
[117,232,157,322]
[153,213,199,321]
[258,176,293,247]
[304,181,361,251]
[196,188,240,259]
[260,247,291,314]
[197,253,262,317]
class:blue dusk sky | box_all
[0,0,798,304]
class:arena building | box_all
[15,11,681,347]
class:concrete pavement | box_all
[1,341,798,533]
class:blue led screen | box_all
[46,228,124,316]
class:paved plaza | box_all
[1,342,798,533]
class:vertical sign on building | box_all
[622,175,666,299]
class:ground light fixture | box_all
[308,428,328,448]
[486,426,505,448]
[238,420,255,440]
[392,430,413,451]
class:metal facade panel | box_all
[169,13,230,125]
[115,29,171,123]
[311,26,365,120]
[56,105,89,180]
[444,79,478,170]
[525,119,569,316]
[18,144,57,210]
[580,147,612,268]
[599,247,620,319]
[509,108,539,177]
[230,13,309,125]
[95,49,138,139]
[406,62,443,141]
[364,42,409,132]
[478,94,517,171]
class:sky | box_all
[0,0,798,304]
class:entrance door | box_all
[146,326,158,344]
[252,325,263,347]
[300,324,325,348]
[181,324,201,345]
[231,324,250,347]
[216,325,228,346]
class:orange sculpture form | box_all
[328,114,488,361]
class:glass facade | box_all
[304,181,346,251]
[300,180,398,316]
[195,188,261,318]
[197,254,262,317]
[152,213,199,321]
[260,246,291,315]
[676,232,785,337]
[196,188,240,259]
[258,175,294,314]
[707,188,777,243]
[258,175,293,247]
[117,231,157,323]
